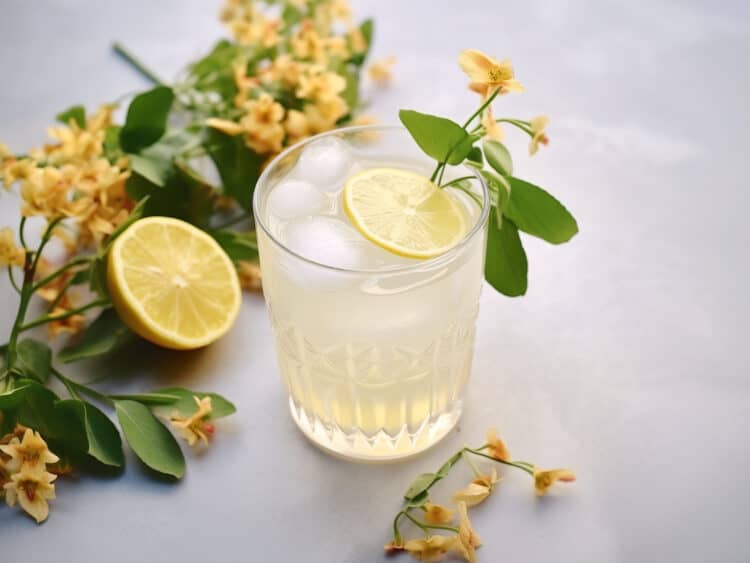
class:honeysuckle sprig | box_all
[399,48,578,297]
[386,428,575,562]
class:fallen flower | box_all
[423,502,455,525]
[534,467,576,496]
[0,428,60,473]
[170,396,215,446]
[4,467,57,523]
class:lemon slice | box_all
[343,168,467,259]
[107,216,241,350]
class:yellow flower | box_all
[170,396,215,446]
[4,467,57,523]
[0,428,60,473]
[296,65,347,101]
[240,94,286,154]
[0,227,25,267]
[458,49,524,94]
[19,165,75,219]
[322,36,350,60]
[1,157,36,187]
[233,62,260,107]
[329,0,352,22]
[291,21,325,62]
[453,467,498,507]
[303,96,349,134]
[534,467,576,496]
[48,294,87,338]
[206,118,245,137]
[486,428,510,461]
[209,94,287,155]
[368,56,396,85]
[423,502,455,525]
[238,260,262,292]
[284,109,311,145]
[529,115,550,155]
[225,5,282,49]
[403,535,458,561]
[455,501,482,563]
[259,55,303,88]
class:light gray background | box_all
[1,1,748,561]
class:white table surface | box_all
[1,1,748,561]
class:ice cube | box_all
[295,137,352,192]
[267,179,329,220]
[283,216,365,269]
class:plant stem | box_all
[52,369,80,399]
[392,511,404,544]
[7,267,21,294]
[18,217,28,249]
[112,42,165,86]
[52,368,114,407]
[19,299,108,332]
[31,256,91,292]
[440,175,475,189]
[6,252,34,372]
[463,450,482,478]
[47,274,77,311]
[462,88,501,129]
[429,89,502,184]
[402,510,459,534]
[464,448,535,476]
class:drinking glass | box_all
[253,126,490,461]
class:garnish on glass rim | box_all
[396,48,579,297]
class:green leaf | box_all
[16,339,52,383]
[108,392,180,405]
[349,19,374,65]
[188,39,241,99]
[505,177,578,244]
[0,383,30,410]
[205,129,265,210]
[406,490,430,508]
[15,380,86,451]
[88,255,110,300]
[103,125,122,161]
[115,400,185,478]
[212,229,258,264]
[404,472,437,500]
[58,308,136,363]
[151,387,236,419]
[466,146,483,168]
[338,63,359,111]
[398,110,477,165]
[56,105,86,128]
[119,86,175,153]
[483,140,513,177]
[56,399,124,467]
[128,154,171,187]
[436,451,463,478]
[485,214,528,297]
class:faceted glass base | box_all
[288,396,463,462]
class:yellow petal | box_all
[458,49,499,84]
[205,118,244,136]
[452,482,491,507]
[534,468,576,496]
[423,502,455,525]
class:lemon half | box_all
[343,168,467,259]
[107,216,241,350]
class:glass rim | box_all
[252,124,490,275]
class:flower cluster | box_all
[207,0,379,158]
[0,106,133,250]
[385,429,575,562]
[0,427,60,523]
